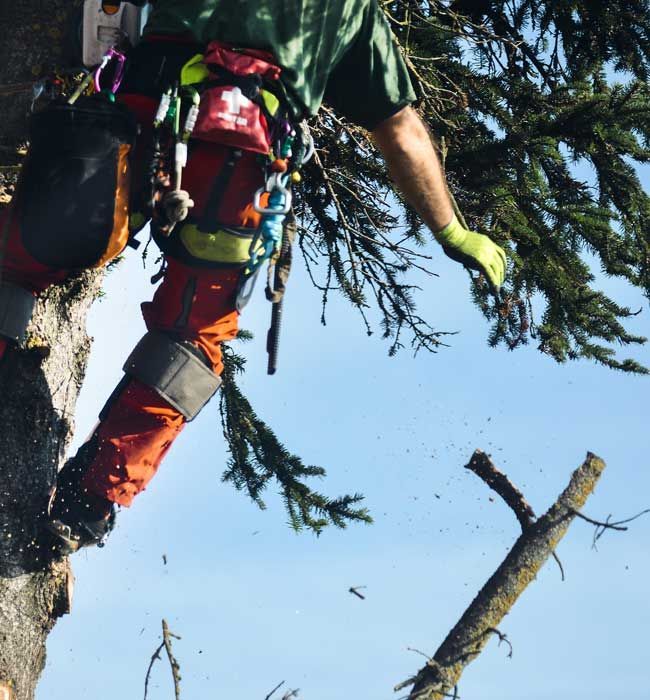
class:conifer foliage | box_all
[299,0,650,371]
[222,1,650,530]
[220,334,371,533]
[6,2,650,535]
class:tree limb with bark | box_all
[0,2,648,699]
[397,450,608,700]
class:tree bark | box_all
[0,3,102,699]
[399,452,606,700]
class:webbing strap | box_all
[198,148,242,232]
[123,331,222,421]
[0,281,35,342]
[265,214,296,304]
[201,69,263,102]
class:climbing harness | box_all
[3,28,313,374]
[137,41,317,374]
[147,42,301,267]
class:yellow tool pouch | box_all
[179,225,263,265]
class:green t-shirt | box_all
[143,0,416,128]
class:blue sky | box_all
[37,211,649,699]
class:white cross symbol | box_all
[218,87,250,126]
[222,87,246,115]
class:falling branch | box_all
[465,450,535,529]
[144,620,182,700]
[466,450,566,578]
[143,643,163,700]
[397,451,606,700]
[265,681,286,700]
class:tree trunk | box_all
[0,3,102,699]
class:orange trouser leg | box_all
[79,259,241,506]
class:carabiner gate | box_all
[253,173,292,215]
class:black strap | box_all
[198,148,242,231]
[200,68,286,126]
[202,67,263,101]
[265,214,296,375]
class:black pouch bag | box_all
[18,96,137,269]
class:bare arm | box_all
[371,106,507,290]
[371,105,454,232]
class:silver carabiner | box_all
[253,174,292,215]
[301,131,315,164]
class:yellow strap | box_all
[260,89,280,116]
[180,54,210,86]
[180,225,263,264]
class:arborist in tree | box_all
[0,0,506,554]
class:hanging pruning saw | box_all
[264,125,314,375]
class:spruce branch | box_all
[294,0,650,372]
[219,339,372,534]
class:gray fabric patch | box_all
[123,331,222,421]
[0,282,36,342]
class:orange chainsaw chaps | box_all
[141,257,241,374]
[79,259,241,506]
[80,379,185,506]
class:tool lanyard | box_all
[245,125,314,276]
[246,173,292,276]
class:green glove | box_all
[434,214,507,291]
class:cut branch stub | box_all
[465,450,536,529]
[403,452,606,700]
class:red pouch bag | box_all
[193,42,282,155]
